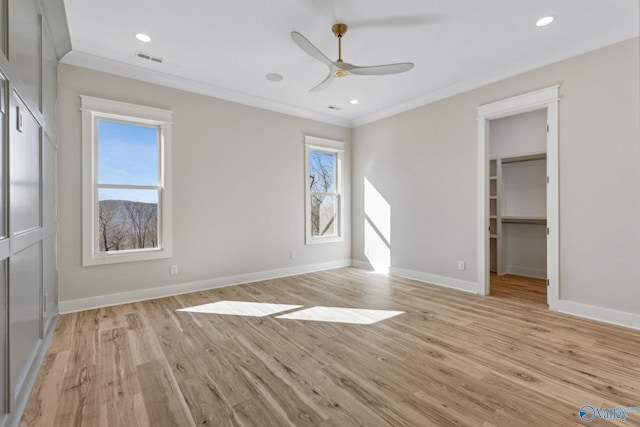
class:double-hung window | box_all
[81,96,172,266]
[305,136,344,244]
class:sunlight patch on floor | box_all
[177,301,302,317]
[276,306,404,325]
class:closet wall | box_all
[489,109,548,279]
[0,1,68,425]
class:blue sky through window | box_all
[309,150,336,193]
[98,120,159,203]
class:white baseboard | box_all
[553,299,640,331]
[59,258,640,332]
[505,265,546,279]
[390,267,479,294]
[351,260,479,294]
[59,259,352,313]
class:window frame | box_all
[81,95,172,266]
[304,136,344,245]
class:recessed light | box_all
[136,33,151,42]
[350,99,359,105]
[266,73,283,82]
[536,16,555,27]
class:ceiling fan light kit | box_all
[291,23,414,92]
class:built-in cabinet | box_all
[0,1,68,425]
[489,154,547,278]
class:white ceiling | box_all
[61,0,639,127]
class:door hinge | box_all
[546,227,550,235]
[547,278,550,287]
[546,176,550,184]
[547,125,549,132]
[16,106,23,132]
[0,82,4,114]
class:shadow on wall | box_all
[364,177,391,272]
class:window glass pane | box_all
[310,194,337,237]
[97,120,159,186]
[98,188,159,252]
[309,150,336,193]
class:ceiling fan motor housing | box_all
[332,23,348,38]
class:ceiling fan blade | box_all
[349,62,414,76]
[309,73,335,92]
[350,15,444,30]
[290,31,334,69]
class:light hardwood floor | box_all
[490,273,547,305]
[21,268,640,426]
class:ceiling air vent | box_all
[328,105,341,110]
[135,52,164,63]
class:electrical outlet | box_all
[290,251,296,260]
[458,260,466,271]
[170,264,178,275]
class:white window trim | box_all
[81,95,173,266]
[304,136,344,245]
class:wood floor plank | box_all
[45,312,77,354]
[21,267,640,426]
[177,375,240,427]
[490,273,547,305]
[19,351,70,427]
[137,360,196,427]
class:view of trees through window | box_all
[97,120,160,252]
[309,149,337,237]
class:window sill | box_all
[305,236,344,245]
[82,247,171,266]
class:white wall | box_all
[502,160,547,278]
[57,64,351,308]
[503,223,547,278]
[501,160,547,218]
[352,37,640,316]
[490,109,547,159]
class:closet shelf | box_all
[501,153,547,164]
[501,216,546,225]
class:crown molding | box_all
[351,37,638,127]
[62,36,638,130]
[61,50,353,128]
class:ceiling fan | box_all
[291,23,414,92]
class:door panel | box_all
[11,94,41,234]
[0,259,6,414]
[9,242,41,398]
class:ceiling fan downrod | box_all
[332,23,348,76]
